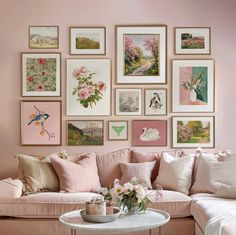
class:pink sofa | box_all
[0,149,235,235]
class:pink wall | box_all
[0,0,236,179]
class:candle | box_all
[86,198,106,215]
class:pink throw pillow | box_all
[132,151,161,182]
[120,161,156,189]
[50,153,101,192]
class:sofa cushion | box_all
[16,154,59,193]
[50,153,101,193]
[0,192,102,218]
[148,190,192,218]
[119,161,156,189]
[0,178,23,198]
[191,194,236,231]
[154,153,194,195]
[191,154,236,194]
[96,149,132,187]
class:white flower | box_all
[98,187,109,195]
[111,184,123,199]
[113,178,120,186]
[123,182,134,193]
[135,185,146,203]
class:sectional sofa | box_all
[0,148,235,235]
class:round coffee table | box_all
[59,209,170,235]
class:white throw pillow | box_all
[154,152,194,195]
[0,178,23,198]
[190,153,236,194]
[215,184,236,199]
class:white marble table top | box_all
[59,209,170,233]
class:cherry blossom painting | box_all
[67,59,111,115]
[22,53,61,96]
[116,25,167,84]
[172,116,215,148]
[21,101,61,146]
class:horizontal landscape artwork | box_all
[175,27,211,54]
[67,120,104,146]
[172,116,214,148]
[70,27,105,55]
[172,60,214,112]
[29,26,59,49]
[116,25,166,84]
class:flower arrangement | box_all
[182,71,205,92]
[72,66,106,108]
[99,178,151,214]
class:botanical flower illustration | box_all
[28,105,55,140]
[26,58,56,92]
[72,66,106,108]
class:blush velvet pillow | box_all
[120,161,156,189]
[50,153,101,192]
[154,152,194,195]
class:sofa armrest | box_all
[0,178,23,198]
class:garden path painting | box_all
[124,34,160,76]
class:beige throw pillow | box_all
[16,154,59,193]
[154,152,194,195]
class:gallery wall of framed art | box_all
[18,22,215,149]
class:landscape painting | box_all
[108,121,128,140]
[67,120,104,146]
[22,53,61,97]
[172,60,214,112]
[172,116,214,148]
[124,34,160,76]
[70,27,105,55]
[175,27,211,54]
[29,26,59,49]
[115,88,141,116]
[116,25,167,84]
[21,101,61,146]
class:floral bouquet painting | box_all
[72,66,106,108]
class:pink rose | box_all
[37,58,46,65]
[97,81,106,91]
[87,86,95,95]
[37,83,45,91]
[27,76,34,83]
[78,87,91,100]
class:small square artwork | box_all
[172,60,214,112]
[145,89,167,115]
[115,88,142,116]
[21,101,61,146]
[132,120,167,146]
[116,25,167,84]
[175,27,211,54]
[70,27,106,55]
[67,120,104,146]
[108,121,128,140]
[172,116,215,148]
[29,26,59,49]
[21,53,61,97]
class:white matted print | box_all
[115,88,142,116]
[116,25,167,84]
[172,60,214,112]
[175,27,211,55]
[172,116,215,148]
[22,53,61,97]
[108,121,128,140]
[67,59,111,116]
[145,88,167,115]
[70,27,105,55]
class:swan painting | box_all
[140,128,161,141]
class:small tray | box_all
[80,208,120,223]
